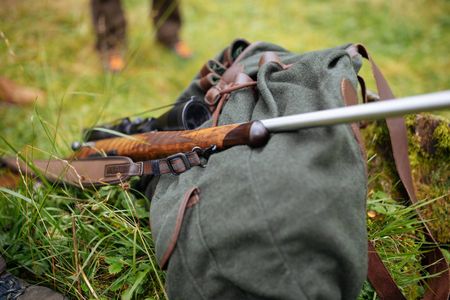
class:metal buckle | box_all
[192,145,217,168]
[166,153,191,175]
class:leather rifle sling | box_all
[1,150,204,188]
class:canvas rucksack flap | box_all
[149,42,368,300]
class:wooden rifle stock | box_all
[73,121,270,161]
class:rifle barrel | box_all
[260,91,450,132]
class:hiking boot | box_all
[172,40,193,59]
[0,256,67,300]
[0,273,67,300]
[100,48,125,73]
[154,18,192,59]
[0,77,45,106]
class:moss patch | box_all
[363,113,450,243]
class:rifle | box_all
[73,90,450,159]
[3,90,450,188]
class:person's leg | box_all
[151,0,181,47]
[91,0,127,71]
[151,0,192,58]
[91,0,127,52]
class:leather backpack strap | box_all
[350,44,450,300]
[367,242,407,300]
[341,77,405,300]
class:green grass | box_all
[365,192,442,299]
[0,0,449,299]
[0,180,165,299]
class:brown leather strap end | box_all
[367,241,407,300]
[258,51,291,69]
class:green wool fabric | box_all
[149,41,368,299]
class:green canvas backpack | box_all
[147,40,449,299]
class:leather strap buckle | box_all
[166,153,191,175]
[192,145,216,168]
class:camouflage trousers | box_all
[91,0,182,51]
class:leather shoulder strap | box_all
[349,44,450,300]
[367,242,407,300]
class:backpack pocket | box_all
[159,187,199,269]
